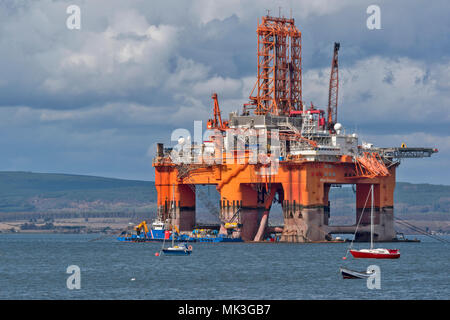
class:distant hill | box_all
[0,172,448,223]
[0,171,156,217]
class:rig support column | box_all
[155,169,196,232]
[219,182,276,241]
[355,169,396,241]
[173,184,196,232]
[280,164,330,242]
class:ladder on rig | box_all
[226,206,241,224]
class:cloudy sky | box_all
[0,0,448,184]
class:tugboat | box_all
[147,218,171,240]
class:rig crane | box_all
[207,93,228,131]
[327,42,340,133]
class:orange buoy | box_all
[155,252,160,256]
[342,257,347,260]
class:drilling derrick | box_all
[249,16,302,115]
[153,14,438,243]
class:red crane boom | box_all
[327,42,340,132]
[207,93,228,131]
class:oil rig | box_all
[152,14,437,242]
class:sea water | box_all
[0,233,448,299]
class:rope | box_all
[88,218,145,242]
[159,234,167,255]
[88,228,128,242]
[394,217,449,243]
[342,186,372,259]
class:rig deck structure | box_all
[152,14,437,242]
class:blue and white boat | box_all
[161,242,193,256]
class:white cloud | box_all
[192,76,242,98]
[165,57,211,91]
[0,103,207,130]
[40,20,180,95]
[303,56,450,126]
[188,0,356,24]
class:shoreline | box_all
[0,217,449,237]
[0,217,132,235]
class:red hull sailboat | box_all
[350,248,400,259]
[349,185,400,259]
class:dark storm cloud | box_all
[1,0,449,110]
[0,0,448,183]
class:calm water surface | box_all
[0,234,448,299]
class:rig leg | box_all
[175,184,196,232]
[219,200,261,241]
[280,171,330,242]
[355,182,396,242]
[156,183,196,232]
[281,202,329,242]
[240,207,263,241]
[219,183,276,241]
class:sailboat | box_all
[160,185,193,256]
[162,239,193,255]
[349,184,400,259]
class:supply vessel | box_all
[117,219,243,242]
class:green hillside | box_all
[0,171,156,213]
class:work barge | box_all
[153,14,437,243]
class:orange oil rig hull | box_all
[152,14,437,242]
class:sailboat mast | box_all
[370,184,374,249]
[172,184,175,247]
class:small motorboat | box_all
[339,267,375,279]
[162,243,193,256]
